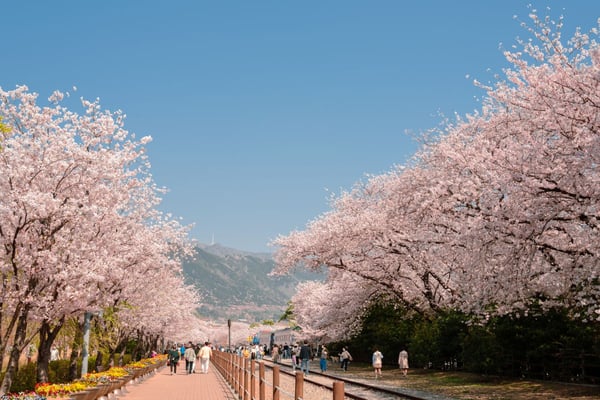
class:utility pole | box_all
[227,319,231,352]
[81,312,92,376]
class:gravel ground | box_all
[336,363,600,400]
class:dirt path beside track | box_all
[330,364,600,400]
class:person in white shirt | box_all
[184,343,197,374]
[50,346,60,361]
[372,348,383,378]
[198,341,213,374]
[398,349,409,376]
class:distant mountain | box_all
[196,242,272,261]
[182,243,323,322]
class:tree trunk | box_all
[151,334,161,355]
[130,330,139,362]
[94,350,104,372]
[118,347,126,367]
[0,297,4,371]
[68,318,84,381]
[36,318,65,383]
[0,328,4,377]
[110,335,127,367]
[0,310,29,395]
[0,297,24,377]
[135,329,146,360]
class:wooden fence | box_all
[212,351,346,400]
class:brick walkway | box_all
[117,364,236,400]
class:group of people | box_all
[313,345,408,378]
[236,344,267,359]
[336,346,408,378]
[283,340,313,375]
[371,348,409,378]
[288,343,408,378]
[167,341,213,375]
[272,340,322,376]
[270,341,409,379]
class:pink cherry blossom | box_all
[272,13,600,341]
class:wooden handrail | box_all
[213,350,345,400]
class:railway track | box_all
[261,358,451,400]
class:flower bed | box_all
[3,355,167,400]
[34,381,90,398]
[0,393,47,400]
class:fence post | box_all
[233,354,237,395]
[272,365,280,400]
[225,353,230,386]
[231,353,236,389]
[238,356,243,398]
[250,359,256,400]
[294,372,304,400]
[333,381,344,400]
[227,354,231,388]
[244,358,249,400]
[229,353,234,387]
[259,362,265,400]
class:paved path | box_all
[118,364,236,400]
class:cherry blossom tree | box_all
[0,86,199,392]
[272,11,600,338]
[273,165,464,344]
[89,260,201,367]
[420,11,600,318]
[291,271,379,341]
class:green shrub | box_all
[462,324,502,374]
[335,302,599,383]
[9,362,37,393]
[49,360,72,383]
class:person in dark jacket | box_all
[169,345,180,375]
[299,340,312,376]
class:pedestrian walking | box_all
[192,343,200,373]
[372,348,383,378]
[398,349,409,376]
[168,345,180,375]
[299,340,312,376]
[283,343,290,359]
[272,344,280,363]
[198,341,213,374]
[319,346,328,372]
[291,344,299,371]
[339,347,352,371]
[184,342,196,374]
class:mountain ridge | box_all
[182,243,323,322]
[196,242,273,261]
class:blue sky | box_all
[1,1,598,253]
